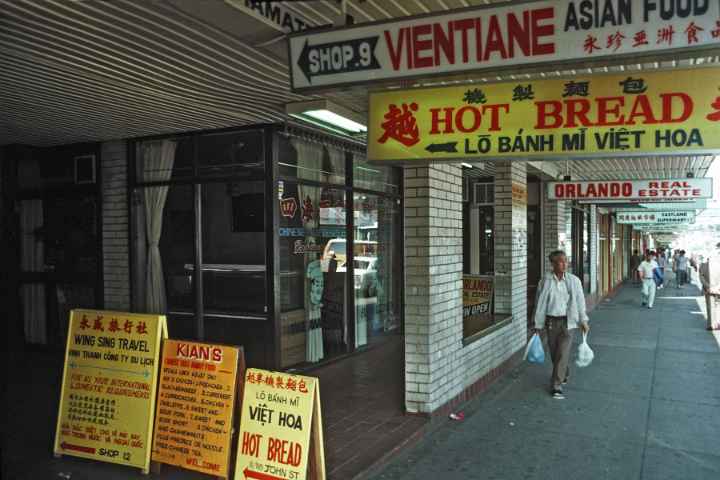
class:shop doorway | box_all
[14,148,102,349]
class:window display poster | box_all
[54,309,167,473]
[463,275,494,317]
[234,368,325,480]
[152,340,243,478]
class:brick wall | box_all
[542,185,566,264]
[403,161,528,414]
[101,141,130,310]
[589,205,598,295]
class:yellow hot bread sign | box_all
[54,309,167,473]
[368,67,720,162]
[152,340,242,478]
[234,368,325,480]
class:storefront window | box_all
[353,193,402,347]
[201,181,266,316]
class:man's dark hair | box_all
[548,250,566,263]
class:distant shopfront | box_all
[129,125,402,370]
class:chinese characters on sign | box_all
[54,310,167,473]
[368,68,720,162]
[616,210,696,225]
[290,1,720,91]
[234,369,325,480]
[152,341,243,478]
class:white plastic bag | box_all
[576,332,594,368]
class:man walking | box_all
[533,250,590,400]
[638,251,658,309]
[656,249,667,289]
[676,250,689,287]
[699,243,720,331]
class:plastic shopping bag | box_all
[576,332,594,368]
[523,333,545,364]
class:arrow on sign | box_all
[297,36,380,84]
[94,365,149,377]
[244,468,283,480]
[61,442,95,454]
[425,142,458,153]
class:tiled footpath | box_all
[368,282,720,480]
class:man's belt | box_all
[546,315,567,320]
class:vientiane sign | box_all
[289,0,720,91]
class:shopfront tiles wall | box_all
[543,186,566,264]
[101,141,130,310]
[404,164,464,413]
[403,161,528,415]
[590,205,599,295]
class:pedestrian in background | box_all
[630,250,641,285]
[699,243,720,330]
[656,248,667,289]
[533,250,590,400]
[638,251,658,309]
[676,250,689,287]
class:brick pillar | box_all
[403,164,464,414]
[542,185,566,264]
[493,161,527,322]
[589,205,598,295]
[101,141,130,310]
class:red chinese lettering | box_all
[108,318,120,333]
[246,372,257,384]
[583,34,601,54]
[275,376,285,389]
[706,96,720,121]
[298,379,308,393]
[657,25,675,45]
[123,319,133,334]
[633,30,649,47]
[712,20,720,38]
[79,315,90,330]
[93,316,104,332]
[255,372,264,384]
[684,22,704,44]
[265,376,274,387]
[136,321,148,335]
[377,103,420,147]
[606,31,626,51]
[285,378,297,391]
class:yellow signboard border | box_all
[53,309,168,474]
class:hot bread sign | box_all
[547,178,713,201]
[289,0,720,91]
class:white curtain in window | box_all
[292,138,324,362]
[142,140,177,313]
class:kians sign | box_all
[617,210,696,224]
[289,0,720,91]
[368,67,720,161]
[547,178,713,201]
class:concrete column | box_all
[589,205,599,295]
[101,140,130,310]
[542,184,567,265]
[493,161,527,321]
[403,164,464,414]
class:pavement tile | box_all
[647,398,720,457]
[651,369,720,406]
[641,445,720,480]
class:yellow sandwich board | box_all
[54,309,167,473]
[234,368,325,480]
[152,340,243,478]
